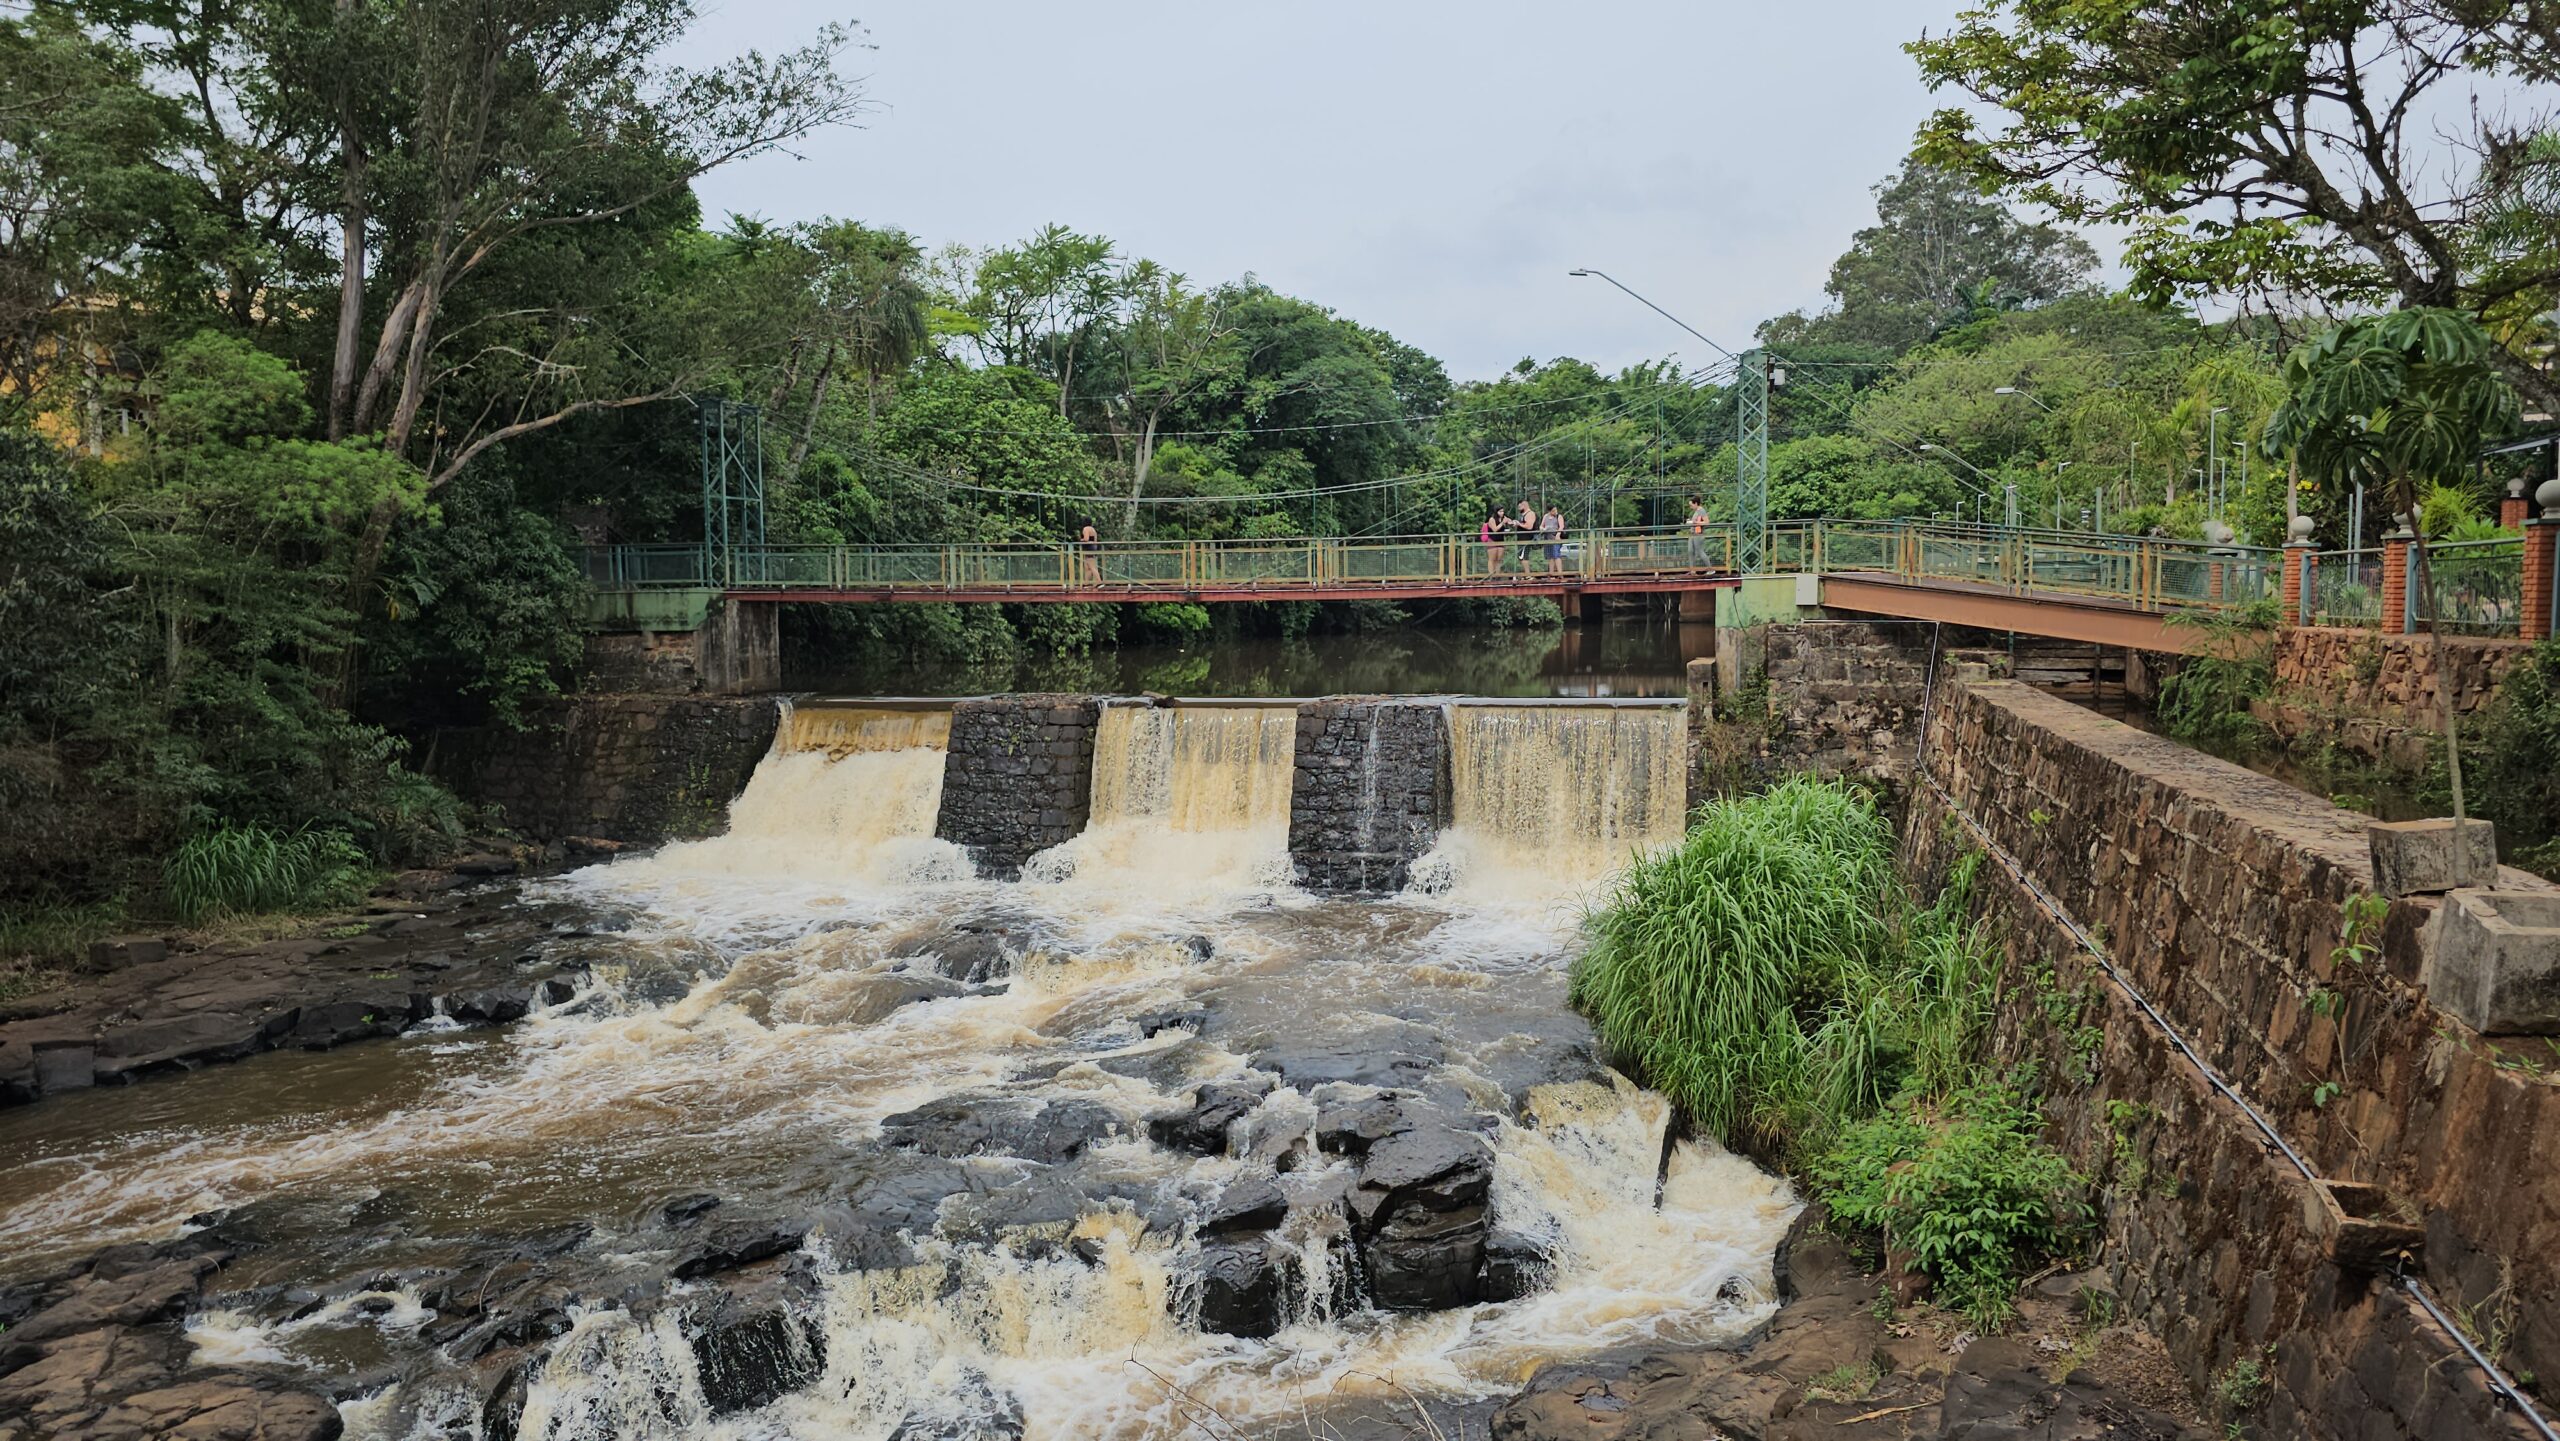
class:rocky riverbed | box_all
[1,856,614,1107]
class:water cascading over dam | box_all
[1027,704,1299,900]
[624,702,967,891]
[1418,702,1688,895]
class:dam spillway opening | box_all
[0,692,1796,1441]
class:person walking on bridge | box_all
[1540,504,1567,577]
[1480,510,1506,577]
[1076,519,1100,584]
[1686,499,1711,566]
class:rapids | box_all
[0,700,1796,1441]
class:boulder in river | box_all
[880,1095,1123,1164]
[1146,1076,1273,1157]
[1350,1119,1495,1312]
[1187,1238,1297,1339]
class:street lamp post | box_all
[2208,406,2231,518]
[1992,384,2057,414]
[1567,267,1770,569]
[1919,443,1998,526]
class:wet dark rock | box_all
[844,1158,980,1233]
[1354,1124,1493,1220]
[1364,1202,1489,1312]
[688,1303,825,1417]
[444,984,540,1025]
[1177,934,1214,962]
[1129,1005,1209,1038]
[1146,1077,1273,1157]
[0,884,597,1106]
[1351,1121,1496,1312]
[1250,1023,1445,1090]
[674,1217,813,1279]
[880,1096,1122,1164]
[480,1360,528,1441]
[887,915,1040,985]
[661,1193,723,1228]
[1197,1174,1289,1237]
[853,972,979,1024]
[1478,1225,1553,1304]
[1187,1239,1296,1339]
[888,1373,1026,1439]
[1314,1090,1411,1156]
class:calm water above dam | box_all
[795,617,1712,699]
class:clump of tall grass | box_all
[163,824,370,924]
[1573,776,2083,1323]
[1570,777,1990,1157]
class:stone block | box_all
[87,935,168,971]
[2367,819,2497,897]
[2428,889,2560,1034]
[32,1042,95,1093]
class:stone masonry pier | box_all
[1288,699,1451,893]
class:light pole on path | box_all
[1567,268,1774,571]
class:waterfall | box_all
[1027,705,1297,903]
[781,704,952,758]
[1411,703,1686,901]
[618,704,968,889]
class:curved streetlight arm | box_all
[1567,269,1741,362]
[1992,385,2058,414]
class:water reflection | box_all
[793,618,1711,698]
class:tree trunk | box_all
[326,0,366,438]
[786,342,837,482]
[1122,414,1158,535]
[385,273,443,456]
[2407,533,2470,825]
[352,279,427,434]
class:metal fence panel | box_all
[2419,540,2523,635]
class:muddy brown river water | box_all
[0,701,1794,1440]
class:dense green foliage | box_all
[1909,2,2560,418]
[2469,640,2560,878]
[1571,779,1993,1145]
[1814,1081,2088,1327]
[1572,778,2083,1322]
[163,825,370,925]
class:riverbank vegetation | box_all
[1572,778,2085,1325]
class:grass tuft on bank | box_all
[1571,776,2084,1326]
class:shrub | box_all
[163,824,370,923]
[1814,1080,2089,1327]
[1571,778,1994,1154]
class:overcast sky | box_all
[690,1,1995,384]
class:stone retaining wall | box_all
[932,695,1100,879]
[1288,700,1450,893]
[1907,680,2559,1439]
[2255,627,2536,767]
[433,696,780,842]
[578,599,780,696]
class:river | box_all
[0,697,1792,1440]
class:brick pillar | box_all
[2380,528,2412,635]
[2502,480,2529,530]
[2526,519,2557,642]
[2281,543,2313,626]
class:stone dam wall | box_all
[432,695,780,843]
[932,695,1102,880]
[1287,699,1451,893]
[1906,679,2560,1440]
[437,692,1598,892]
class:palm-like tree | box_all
[2265,308,2521,822]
